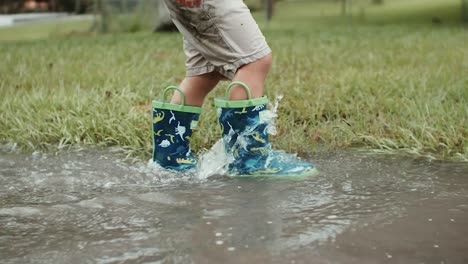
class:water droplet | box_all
[32,151,41,159]
[197,140,231,179]
[450,219,455,222]
[428,219,433,222]
[267,221,273,224]
[103,182,114,188]
[216,240,224,245]
[215,232,222,237]
[206,221,211,225]
[227,247,236,251]
[385,253,392,259]
[434,245,439,248]
[327,215,338,219]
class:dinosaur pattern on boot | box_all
[217,104,316,177]
[153,108,199,171]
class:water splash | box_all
[196,140,232,180]
[1,143,468,264]
[265,94,283,136]
[195,94,285,179]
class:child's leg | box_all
[170,71,222,106]
[164,0,272,101]
[171,51,271,105]
[230,53,273,101]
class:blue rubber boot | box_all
[214,82,317,177]
[152,86,201,171]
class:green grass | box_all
[0,19,93,42]
[0,0,467,161]
[267,0,465,26]
[361,0,463,24]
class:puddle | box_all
[1,148,467,264]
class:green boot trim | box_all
[152,86,201,171]
[214,82,268,108]
[153,86,202,114]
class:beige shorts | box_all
[164,0,272,79]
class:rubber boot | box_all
[214,82,317,177]
[152,86,201,171]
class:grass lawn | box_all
[0,18,93,42]
[0,0,467,161]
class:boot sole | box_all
[228,167,319,179]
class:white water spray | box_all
[196,140,232,180]
[195,95,284,179]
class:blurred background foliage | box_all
[1,0,466,35]
[83,0,468,33]
[0,0,466,160]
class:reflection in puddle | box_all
[1,148,467,264]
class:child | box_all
[152,0,316,176]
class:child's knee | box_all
[236,52,273,75]
[260,53,273,69]
[250,52,272,72]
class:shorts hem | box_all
[186,65,216,77]
[222,46,272,79]
[185,46,272,80]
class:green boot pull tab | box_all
[163,86,186,106]
[152,86,202,171]
[225,81,252,100]
[214,82,268,108]
[153,86,202,114]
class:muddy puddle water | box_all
[1,149,467,264]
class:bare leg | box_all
[171,72,223,106]
[229,53,273,100]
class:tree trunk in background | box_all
[75,0,81,14]
[341,0,347,16]
[154,0,178,32]
[120,0,128,13]
[50,0,57,12]
[462,0,468,23]
[264,0,273,21]
[93,0,109,33]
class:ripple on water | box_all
[0,207,41,217]
[1,148,468,264]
